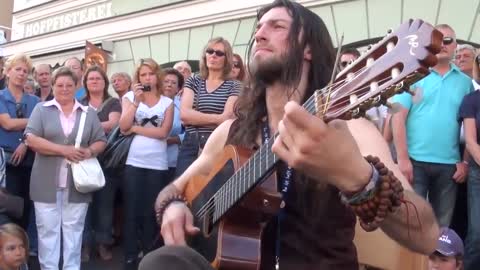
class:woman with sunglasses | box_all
[230,53,246,82]
[459,52,480,270]
[119,58,173,269]
[0,53,39,229]
[175,37,241,178]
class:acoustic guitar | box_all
[184,19,443,270]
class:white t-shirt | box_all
[124,91,173,170]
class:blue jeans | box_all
[465,162,480,270]
[123,165,169,262]
[175,131,210,178]
[411,159,457,227]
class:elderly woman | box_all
[175,37,241,178]
[162,68,185,181]
[0,53,39,229]
[24,67,106,270]
[111,72,132,99]
[230,53,246,82]
[119,58,173,269]
[460,53,480,270]
[81,65,121,261]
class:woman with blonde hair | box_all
[175,37,241,178]
[119,58,173,269]
[0,223,29,270]
[0,53,39,229]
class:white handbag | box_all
[71,110,105,193]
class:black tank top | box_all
[226,119,358,270]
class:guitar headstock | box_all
[314,19,442,122]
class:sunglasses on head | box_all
[15,103,24,118]
[442,37,455,45]
[206,48,226,57]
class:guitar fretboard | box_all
[200,92,320,224]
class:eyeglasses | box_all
[15,103,24,118]
[87,77,104,81]
[233,62,241,69]
[442,37,455,45]
[206,48,225,57]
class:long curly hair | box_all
[229,0,336,147]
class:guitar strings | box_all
[309,76,394,117]
[193,71,367,219]
[193,72,366,218]
[195,74,394,221]
[195,70,394,220]
[195,70,396,220]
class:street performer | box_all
[143,0,440,269]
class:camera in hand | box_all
[142,85,151,92]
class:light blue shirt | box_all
[0,89,40,151]
[75,86,86,100]
[392,64,473,164]
[167,95,185,168]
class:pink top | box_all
[43,99,87,188]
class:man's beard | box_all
[249,54,287,86]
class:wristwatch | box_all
[20,133,28,146]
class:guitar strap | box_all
[261,120,293,270]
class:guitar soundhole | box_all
[201,205,215,237]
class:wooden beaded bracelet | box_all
[343,155,405,232]
[155,194,189,227]
[154,184,189,226]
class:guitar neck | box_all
[210,94,322,223]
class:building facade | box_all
[2,0,479,78]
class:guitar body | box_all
[185,145,283,270]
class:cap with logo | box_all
[436,227,464,257]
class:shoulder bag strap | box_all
[75,110,87,149]
[97,97,113,114]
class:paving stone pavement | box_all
[28,245,125,270]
